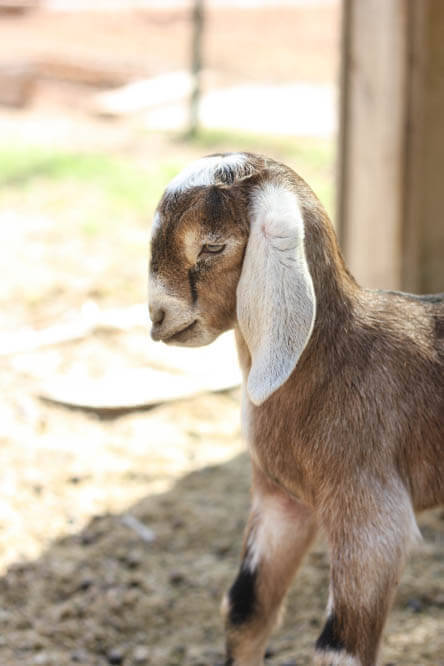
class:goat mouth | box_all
[163,320,198,343]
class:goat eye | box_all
[199,243,225,256]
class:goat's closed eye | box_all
[199,243,225,256]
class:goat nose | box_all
[150,306,165,326]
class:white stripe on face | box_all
[148,273,187,315]
[166,153,247,194]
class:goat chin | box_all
[149,152,444,666]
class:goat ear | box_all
[236,182,316,406]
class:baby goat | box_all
[148,153,444,666]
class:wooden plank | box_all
[338,0,408,290]
[339,0,444,293]
[38,332,241,413]
[0,1,38,13]
[92,72,192,117]
[37,58,132,88]
[188,0,204,137]
[400,0,426,292]
[0,64,36,107]
[403,0,444,293]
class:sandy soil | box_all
[1,358,443,666]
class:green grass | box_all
[0,147,181,222]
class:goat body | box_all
[148,153,444,666]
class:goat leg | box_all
[223,466,317,666]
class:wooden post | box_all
[188,0,204,138]
[338,0,444,293]
[403,0,444,293]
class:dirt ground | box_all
[0,4,340,87]
[1,361,444,666]
[0,4,443,666]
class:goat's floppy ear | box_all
[236,182,316,406]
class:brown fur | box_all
[222,465,318,666]
[149,154,444,666]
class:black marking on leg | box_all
[228,562,257,626]
[315,614,346,652]
[188,268,198,304]
[224,642,234,666]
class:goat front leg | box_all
[223,466,317,666]
[314,483,420,666]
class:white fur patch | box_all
[151,211,162,234]
[148,273,173,305]
[326,585,334,617]
[240,385,251,440]
[165,153,247,193]
[313,650,362,666]
[237,181,316,405]
[245,494,293,572]
[220,593,230,618]
[148,274,191,330]
[324,477,421,613]
[183,227,200,264]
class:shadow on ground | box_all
[0,453,443,666]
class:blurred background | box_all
[0,1,442,665]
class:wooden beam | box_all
[188,0,205,138]
[338,0,444,293]
[338,0,408,290]
[403,0,444,293]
